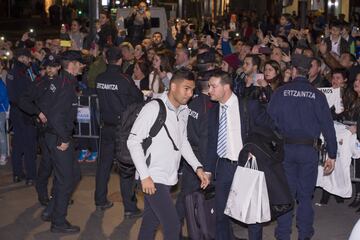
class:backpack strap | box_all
[148,99,179,151]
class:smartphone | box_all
[254,73,264,86]
[352,26,359,35]
[60,40,72,47]
[28,29,36,38]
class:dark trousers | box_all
[175,162,200,223]
[11,114,37,179]
[138,183,181,240]
[35,133,53,199]
[275,145,318,240]
[95,126,138,211]
[215,158,263,240]
[44,133,80,225]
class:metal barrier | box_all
[73,94,100,139]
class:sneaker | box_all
[86,152,97,162]
[78,149,90,162]
[315,202,327,207]
[0,155,7,166]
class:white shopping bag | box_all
[224,156,271,224]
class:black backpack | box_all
[114,98,178,178]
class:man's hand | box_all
[346,125,357,135]
[323,158,335,175]
[141,176,156,195]
[38,112,47,123]
[57,142,69,151]
[196,168,210,189]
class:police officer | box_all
[267,54,337,240]
[94,46,143,217]
[7,48,38,185]
[42,50,83,233]
[18,54,61,206]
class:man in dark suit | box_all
[324,21,349,56]
[206,70,270,240]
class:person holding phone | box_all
[124,1,151,46]
[235,54,269,103]
[149,50,173,94]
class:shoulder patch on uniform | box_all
[50,83,56,93]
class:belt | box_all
[220,158,238,165]
[284,137,317,145]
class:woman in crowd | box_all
[264,60,284,90]
[69,19,86,50]
[134,44,147,61]
[343,72,360,210]
[149,50,174,93]
[132,60,150,91]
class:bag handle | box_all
[244,154,258,170]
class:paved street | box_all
[0,160,359,240]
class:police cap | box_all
[197,51,216,65]
[61,50,84,63]
[105,46,122,63]
[42,54,60,67]
[14,48,32,58]
[291,54,312,70]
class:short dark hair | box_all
[294,67,309,77]
[170,68,195,84]
[153,32,163,39]
[330,20,342,29]
[245,54,261,68]
[211,70,233,88]
[332,68,348,80]
[311,57,322,67]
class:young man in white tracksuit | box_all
[127,68,210,240]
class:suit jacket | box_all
[206,97,273,175]
[324,37,350,56]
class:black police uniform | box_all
[42,68,81,230]
[7,57,38,183]
[18,54,61,205]
[175,92,213,223]
[95,63,143,213]
[18,74,54,204]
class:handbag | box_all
[224,156,271,224]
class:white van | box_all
[116,7,169,39]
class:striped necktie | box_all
[217,104,228,158]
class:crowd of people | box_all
[0,0,360,239]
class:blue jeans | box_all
[0,112,7,156]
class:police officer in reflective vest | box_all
[42,50,84,233]
[95,47,143,217]
[267,54,337,240]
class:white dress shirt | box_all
[330,36,341,56]
[219,93,243,161]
